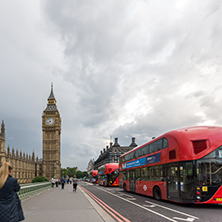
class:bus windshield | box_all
[108,168,119,184]
[196,146,222,186]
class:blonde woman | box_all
[0,162,24,222]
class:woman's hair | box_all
[0,162,12,189]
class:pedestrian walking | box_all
[61,177,65,189]
[55,178,58,187]
[73,175,78,192]
[51,178,55,188]
[0,161,25,222]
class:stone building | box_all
[86,159,95,175]
[0,121,5,163]
[94,137,137,169]
[42,83,61,180]
[0,84,61,183]
[0,121,43,183]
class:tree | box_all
[82,171,88,178]
[67,167,77,177]
[32,176,49,183]
[61,168,68,178]
[76,170,83,178]
[61,168,88,179]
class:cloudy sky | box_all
[1,0,222,171]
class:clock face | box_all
[46,118,55,126]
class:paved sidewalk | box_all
[22,182,115,222]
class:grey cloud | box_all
[1,0,222,171]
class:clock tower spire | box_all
[42,83,61,180]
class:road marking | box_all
[80,186,130,222]
[96,186,199,222]
[145,201,199,220]
[143,204,157,208]
[96,187,177,222]
[117,192,135,199]
[173,217,195,221]
[126,198,136,201]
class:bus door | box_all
[129,170,136,192]
[167,163,179,200]
[179,162,194,200]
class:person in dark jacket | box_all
[0,162,24,222]
[61,177,65,189]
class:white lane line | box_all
[143,204,157,208]
[117,192,135,199]
[96,187,177,222]
[145,201,199,220]
[173,217,195,222]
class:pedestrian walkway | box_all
[22,182,115,222]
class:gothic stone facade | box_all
[42,84,61,180]
[0,121,43,183]
[0,84,61,183]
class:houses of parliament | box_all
[0,84,61,183]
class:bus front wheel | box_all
[153,186,161,200]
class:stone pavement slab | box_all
[22,182,114,222]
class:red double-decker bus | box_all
[98,163,119,186]
[119,126,222,204]
[92,170,98,183]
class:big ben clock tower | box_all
[42,83,61,180]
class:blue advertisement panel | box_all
[122,153,161,170]
[145,153,161,165]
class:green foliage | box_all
[61,168,68,178]
[67,167,77,177]
[32,176,49,183]
[60,168,88,179]
[82,171,88,178]
[76,170,82,178]
[61,167,78,177]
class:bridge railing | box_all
[18,182,51,200]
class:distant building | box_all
[94,137,137,169]
[0,120,43,183]
[66,166,79,172]
[86,159,95,175]
[42,83,61,180]
[0,121,5,163]
[0,84,62,183]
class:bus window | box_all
[123,171,127,180]
[150,165,163,181]
[141,167,148,181]
[163,138,168,148]
[135,168,141,180]
[150,139,162,152]
[150,143,155,153]
[196,147,222,185]
[135,150,140,158]
[129,152,134,161]
[156,140,163,151]
[142,145,149,155]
